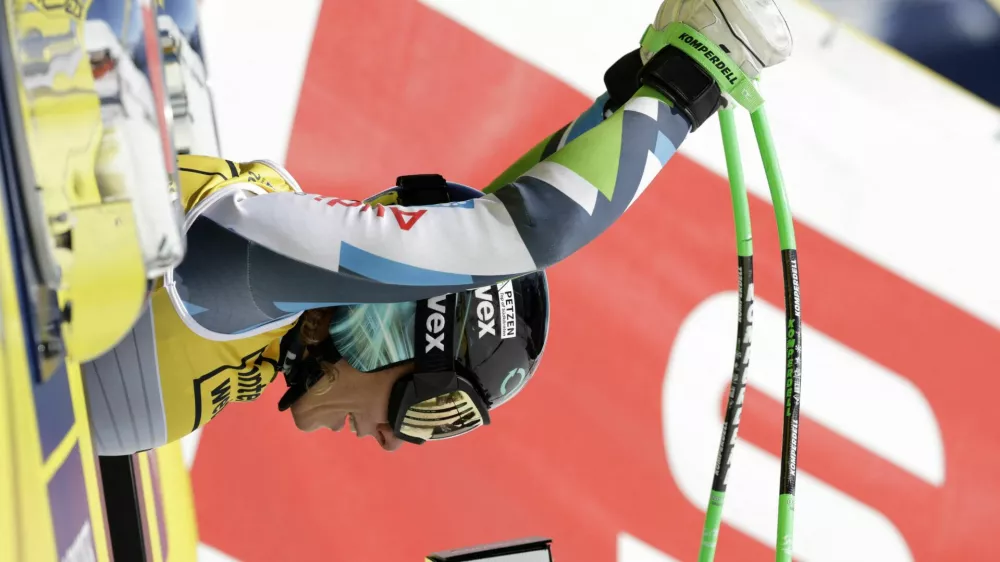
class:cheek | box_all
[367,382,395,424]
[357,407,385,436]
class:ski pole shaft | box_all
[750,106,802,562]
[698,107,755,562]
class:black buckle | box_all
[603,49,644,115]
[394,174,450,206]
[639,45,725,131]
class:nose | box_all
[376,423,404,452]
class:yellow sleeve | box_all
[176,155,299,211]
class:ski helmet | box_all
[278,175,550,444]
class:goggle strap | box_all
[412,371,459,402]
[414,293,457,375]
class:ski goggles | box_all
[328,293,494,444]
[386,367,492,444]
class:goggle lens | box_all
[397,389,486,441]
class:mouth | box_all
[342,413,387,448]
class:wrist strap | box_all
[641,23,764,112]
[639,46,724,131]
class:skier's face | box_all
[288,359,413,452]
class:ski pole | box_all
[751,105,801,562]
[645,23,801,561]
[697,101,801,562]
[697,107,754,562]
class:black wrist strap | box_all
[603,49,644,116]
[638,46,725,131]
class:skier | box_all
[83,0,793,455]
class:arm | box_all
[482,92,611,193]
[172,87,691,337]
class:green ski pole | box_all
[643,22,801,562]
[751,106,801,562]
[697,107,754,562]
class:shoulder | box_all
[176,155,302,211]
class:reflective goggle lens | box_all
[397,390,486,442]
